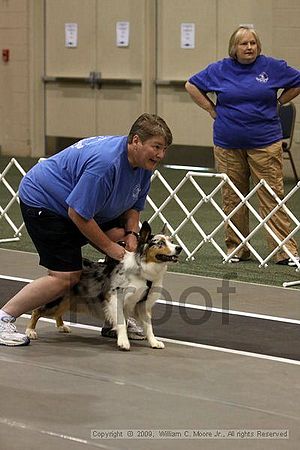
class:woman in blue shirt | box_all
[186,25,300,265]
[0,113,172,346]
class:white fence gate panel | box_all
[1,159,299,278]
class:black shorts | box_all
[20,201,124,272]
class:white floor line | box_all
[0,274,33,283]
[160,337,300,366]
[157,299,300,325]
[3,273,298,326]
[0,275,300,325]
[20,314,300,367]
[0,417,114,449]
[2,273,299,365]
[169,270,300,291]
[0,248,38,256]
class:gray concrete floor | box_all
[1,248,300,450]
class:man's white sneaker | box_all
[0,317,30,346]
[101,317,146,340]
[127,317,146,340]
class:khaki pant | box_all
[214,142,298,262]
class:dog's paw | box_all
[57,325,71,333]
[117,337,131,351]
[150,339,165,349]
[25,328,38,339]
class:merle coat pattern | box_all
[26,221,182,350]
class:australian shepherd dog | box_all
[26,221,182,351]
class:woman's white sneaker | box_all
[0,317,30,346]
[277,256,300,267]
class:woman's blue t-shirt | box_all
[189,55,300,149]
[19,136,151,223]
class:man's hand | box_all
[103,241,127,261]
[124,233,138,252]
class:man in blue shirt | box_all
[0,113,173,346]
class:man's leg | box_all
[0,270,82,346]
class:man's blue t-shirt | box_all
[19,136,152,223]
[188,55,300,149]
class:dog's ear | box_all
[139,221,152,244]
[160,223,168,235]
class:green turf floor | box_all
[1,155,299,288]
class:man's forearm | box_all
[68,207,113,253]
[123,209,140,233]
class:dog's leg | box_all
[135,290,165,349]
[104,292,130,351]
[25,309,42,339]
[137,307,164,349]
[55,315,71,334]
[116,292,130,351]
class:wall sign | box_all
[116,21,130,47]
[181,23,195,49]
[65,23,78,48]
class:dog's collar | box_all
[155,254,179,262]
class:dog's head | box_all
[138,221,182,264]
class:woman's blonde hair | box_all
[228,26,262,59]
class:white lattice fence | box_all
[146,170,300,270]
[0,158,26,243]
[1,159,300,273]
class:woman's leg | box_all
[214,146,251,259]
[248,141,298,262]
[0,270,82,346]
[2,270,82,318]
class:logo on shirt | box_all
[256,72,269,83]
[73,136,108,149]
[132,184,141,200]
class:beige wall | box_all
[0,0,300,178]
[273,0,300,177]
[0,0,30,156]
[272,0,300,141]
